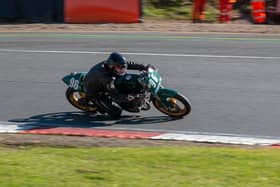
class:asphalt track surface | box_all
[0,32,280,138]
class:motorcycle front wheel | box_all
[66,88,97,113]
[153,93,191,118]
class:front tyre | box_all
[153,93,191,118]
[66,88,97,113]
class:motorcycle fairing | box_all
[62,72,87,91]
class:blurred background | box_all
[0,0,279,24]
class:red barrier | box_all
[251,0,266,24]
[64,0,141,23]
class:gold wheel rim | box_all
[155,97,187,117]
[69,91,97,112]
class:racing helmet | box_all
[105,52,127,76]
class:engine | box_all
[114,74,149,112]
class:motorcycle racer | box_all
[62,53,191,119]
[83,52,149,115]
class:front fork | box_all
[153,87,178,107]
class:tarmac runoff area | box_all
[0,122,279,148]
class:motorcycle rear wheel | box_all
[66,88,97,113]
[153,93,191,118]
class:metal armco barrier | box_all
[64,0,142,23]
[251,0,266,23]
[0,0,16,20]
[267,0,280,23]
[0,0,63,22]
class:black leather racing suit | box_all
[83,61,146,111]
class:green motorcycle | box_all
[62,67,191,118]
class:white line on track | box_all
[0,49,280,60]
[0,121,36,133]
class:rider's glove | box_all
[127,60,149,71]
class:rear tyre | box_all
[66,88,97,113]
[153,93,191,118]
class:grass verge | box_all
[0,145,279,187]
[143,1,219,22]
